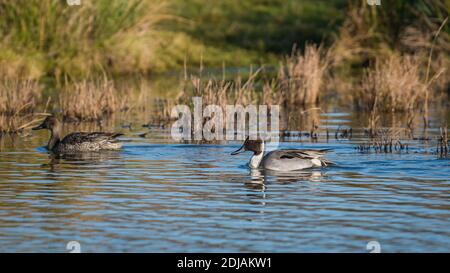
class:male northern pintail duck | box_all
[32,116,123,153]
[231,137,333,171]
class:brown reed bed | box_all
[142,67,266,142]
[278,44,330,107]
[0,78,41,115]
[151,67,261,122]
[330,3,448,126]
[144,44,331,142]
[1,76,154,133]
[0,113,48,136]
[357,55,427,113]
[58,76,171,125]
[0,78,45,135]
[181,68,260,107]
[59,79,119,122]
[357,54,443,136]
[155,43,330,123]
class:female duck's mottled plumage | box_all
[231,137,333,171]
[32,116,123,153]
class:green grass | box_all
[0,0,348,78]
[158,0,347,69]
[0,0,166,80]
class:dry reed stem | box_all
[438,126,449,157]
[423,17,448,127]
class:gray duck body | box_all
[51,132,123,153]
[231,138,333,171]
[33,116,123,153]
[260,149,331,171]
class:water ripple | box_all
[0,127,449,252]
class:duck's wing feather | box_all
[275,149,330,159]
[267,149,334,167]
[61,132,123,144]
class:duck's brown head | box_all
[231,136,263,155]
[32,116,60,131]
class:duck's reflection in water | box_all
[42,151,122,172]
[246,168,327,192]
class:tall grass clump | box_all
[0,79,41,115]
[162,69,266,142]
[148,68,262,124]
[0,113,45,135]
[278,44,329,106]
[399,1,449,56]
[331,1,449,89]
[0,79,42,134]
[177,69,260,108]
[358,55,436,134]
[358,55,427,113]
[59,79,118,122]
[0,0,167,80]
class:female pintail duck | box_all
[231,137,333,171]
[32,116,123,153]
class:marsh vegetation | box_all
[0,0,449,145]
[0,0,450,253]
